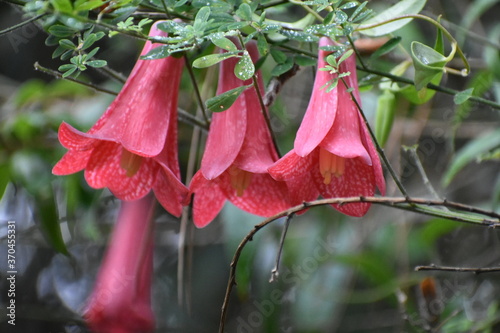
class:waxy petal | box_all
[84,142,157,200]
[233,43,278,172]
[219,171,292,216]
[190,172,227,228]
[52,149,92,175]
[201,54,247,179]
[319,53,371,164]
[153,165,189,217]
[294,37,338,157]
[58,122,99,150]
[313,157,375,216]
[268,150,319,205]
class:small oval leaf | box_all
[234,51,255,80]
[192,52,238,68]
[206,84,251,112]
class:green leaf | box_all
[193,6,211,33]
[205,84,251,112]
[86,46,100,59]
[271,57,294,77]
[294,55,316,67]
[0,164,10,201]
[236,3,253,21]
[74,0,104,11]
[141,45,171,60]
[50,0,73,13]
[358,0,426,36]
[210,36,238,52]
[374,90,396,147]
[453,88,474,105]
[234,51,255,80]
[411,41,447,91]
[87,60,107,68]
[256,34,268,56]
[192,52,238,68]
[48,25,77,37]
[370,36,402,59]
[337,49,354,66]
[442,129,500,186]
[58,39,76,50]
[270,48,287,64]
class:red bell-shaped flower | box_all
[53,21,188,217]
[269,37,385,216]
[83,195,156,333]
[190,41,293,228]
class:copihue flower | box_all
[189,41,293,228]
[52,21,188,217]
[83,194,156,333]
[269,37,385,217]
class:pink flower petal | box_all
[201,55,247,179]
[52,149,92,175]
[84,142,157,200]
[319,54,371,164]
[219,171,292,217]
[153,166,189,217]
[58,122,98,150]
[357,112,386,195]
[268,150,319,205]
[233,43,278,172]
[190,172,227,228]
[294,37,338,157]
[313,157,375,216]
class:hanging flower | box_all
[52,21,188,217]
[269,37,385,217]
[83,194,156,333]
[190,41,294,228]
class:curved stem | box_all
[218,195,500,332]
[357,13,470,75]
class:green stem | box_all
[357,13,470,76]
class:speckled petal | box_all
[268,150,319,205]
[201,54,247,180]
[319,54,371,164]
[190,172,227,228]
[52,149,92,175]
[313,157,375,217]
[294,37,338,157]
[219,171,292,217]
[233,42,278,173]
[153,166,189,217]
[84,142,157,200]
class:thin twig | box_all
[218,195,500,332]
[415,265,500,274]
[0,13,46,35]
[339,77,410,199]
[404,145,443,201]
[269,214,294,282]
[34,62,119,96]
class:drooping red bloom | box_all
[190,41,293,228]
[269,37,385,216]
[83,194,156,333]
[52,21,188,217]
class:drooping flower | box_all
[83,194,156,333]
[269,37,385,217]
[189,41,294,228]
[52,21,188,217]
